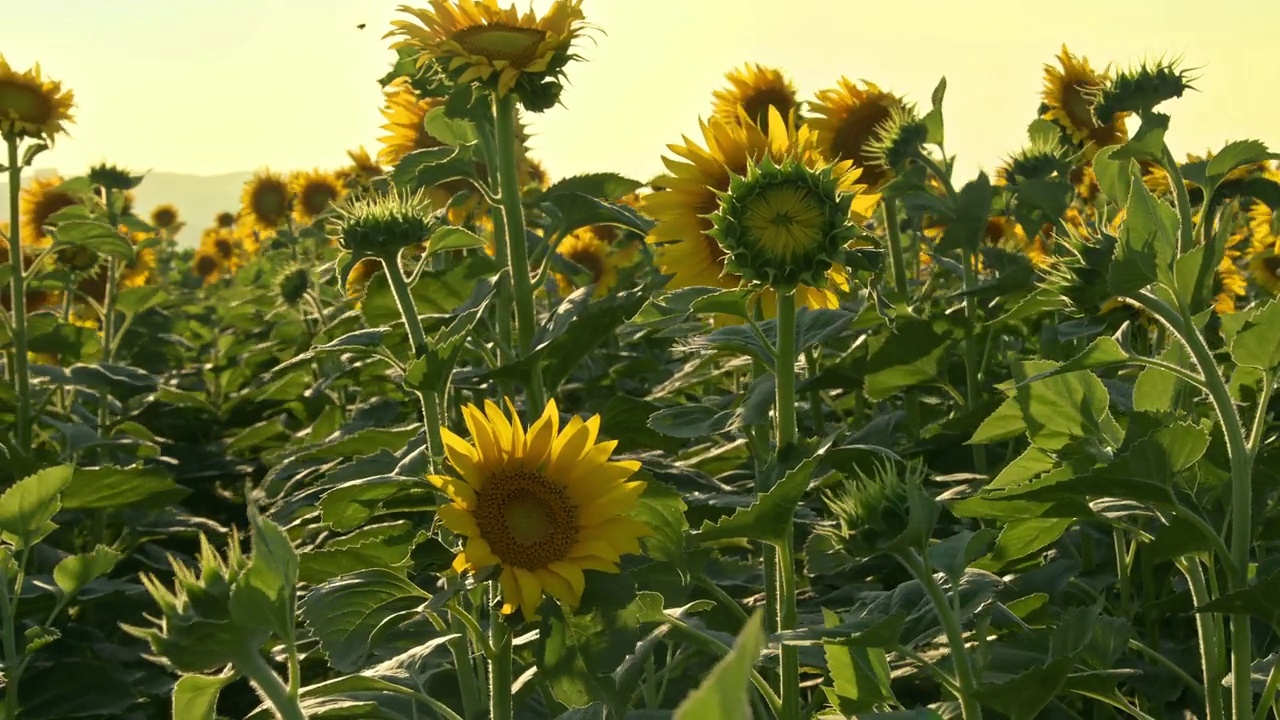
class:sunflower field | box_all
[2,2,1280,719]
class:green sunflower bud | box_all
[328,188,444,259]
[1001,135,1075,185]
[1092,59,1196,125]
[122,532,268,674]
[87,162,144,192]
[822,459,938,558]
[866,103,930,174]
[276,264,310,306]
[708,155,861,290]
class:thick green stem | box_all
[5,138,31,453]
[1160,142,1196,255]
[1255,658,1280,720]
[382,253,445,473]
[882,197,909,296]
[1,556,24,720]
[488,599,512,720]
[232,647,307,720]
[493,93,545,409]
[1136,291,1252,720]
[448,616,482,720]
[97,256,119,438]
[773,290,799,720]
[899,549,982,720]
[1176,557,1224,720]
[1114,528,1132,618]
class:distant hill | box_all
[0,169,252,248]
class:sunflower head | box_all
[822,459,938,557]
[430,399,650,620]
[1250,248,1280,296]
[554,225,637,298]
[1040,45,1128,158]
[1093,58,1195,126]
[0,55,75,141]
[388,0,588,107]
[340,146,384,188]
[809,78,904,188]
[711,63,799,130]
[214,211,236,229]
[276,264,311,306]
[290,169,347,225]
[19,174,80,247]
[865,102,929,176]
[192,251,223,285]
[240,170,293,232]
[329,188,443,258]
[88,163,143,193]
[120,230,157,290]
[150,203,180,230]
[1001,131,1074,185]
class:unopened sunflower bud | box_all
[1092,59,1195,125]
[329,188,443,259]
[866,103,930,175]
[87,162,144,192]
[822,459,938,557]
[277,265,310,306]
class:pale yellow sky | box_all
[5,0,1278,184]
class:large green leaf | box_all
[673,611,767,720]
[0,465,72,548]
[231,504,300,640]
[61,465,186,510]
[299,569,431,673]
[1220,300,1280,371]
[53,545,122,599]
[172,672,238,720]
[694,456,818,546]
[1108,178,1177,296]
[863,318,960,401]
[1009,360,1123,452]
[821,609,895,715]
[51,220,135,262]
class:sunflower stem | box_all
[493,93,545,410]
[898,548,982,720]
[4,137,32,454]
[381,250,444,473]
[230,645,307,720]
[959,247,987,475]
[479,123,516,386]
[488,598,513,720]
[881,197,910,297]
[1176,556,1225,720]
[772,289,800,720]
[1132,290,1253,720]
[1159,140,1195,255]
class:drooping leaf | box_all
[673,611,767,720]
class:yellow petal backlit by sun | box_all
[711,63,798,130]
[1040,45,1128,159]
[433,398,651,620]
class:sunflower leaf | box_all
[1219,299,1280,370]
[424,225,485,256]
[1091,146,1135,206]
[1206,139,1277,189]
[0,464,72,548]
[673,611,767,720]
[936,173,993,254]
[51,220,136,262]
[298,569,431,673]
[421,106,479,147]
[172,673,238,720]
[543,173,643,201]
[694,454,819,546]
[922,77,946,146]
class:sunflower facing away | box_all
[192,250,223,286]
[809,78,904,188]
[711,63,799,130]
[377,78,447,168]
[388,0,588,100]
[1041,45,1128,157]
[150,203,180,230]
[431,399,651,620]
[643,106,879,316]
[0,55,75,140]
[20,174,80,247]
[240,170,293,232]
[214,211,236,229]
[290,169,347,225]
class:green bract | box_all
[866,102,929,174]
[328,188,444,259]
[1093,59,1196,125]
[707,155,860,290]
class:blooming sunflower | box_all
[214,211,236,229]
[711,63,799,130]
[431,399,650,620]
[377,78,447,168]
[150,203,180,230]
[554,225,640,298]
[121,230,157,289]
[19,174,80,247]
[1215,230,1250,313]
[1041,45,1128,157]
[240,170,293,232]
[1249,249,1280,295]
[0,55,75,140]
[388,0,588,100]
[643,107,878,317]
[290,169,347,225]
[192,251,223,286]
[809,78,904,188]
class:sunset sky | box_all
[6,0,1278,185]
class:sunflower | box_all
[1041,45,1128,157]
[388,0,588,100]
[377,78,447,168]
[1249,249,1280,295]
[643,108,877,318]
[345,257,383,300]
[192,251,223,285]
[711,63,799,130]
[150,203,180,230]
[121,230,157,289]
[431,399,650,620]
[19,174,80,247]
[809,78,904,188]
[239,170,293,232]
[215,211,236,229]
[339,146,384,188]
[1215,230,1250,313]
[554,225,640,298]
[0,228,58,313]
[290,169,347,225]
[0,55,75,140]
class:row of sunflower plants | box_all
[3,1,1280,719]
